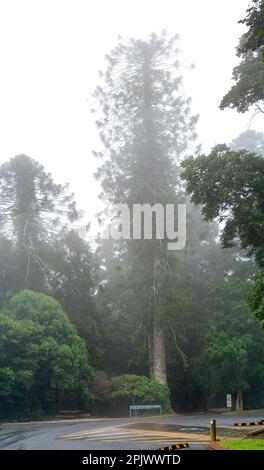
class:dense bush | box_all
[0,290,95,420]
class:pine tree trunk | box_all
[235,389,243,411]
[148,329,154,379]
[150,251,167,385]
[148,322,167,385]
[143,54,168,387]
[153,322,167,385]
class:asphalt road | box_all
[0,412,263,450]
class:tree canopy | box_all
[0,290,94,419]
[181,145,264,259]
[220,1,264,114]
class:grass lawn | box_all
[220,439,264,450]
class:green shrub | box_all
[110,374,170,410]
[0,290,95,420]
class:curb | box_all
[159,443,190,451]
[208,442,229,451]
[247,428,264,437]
[0,417,110,427]
[234,421,264,427]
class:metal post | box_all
[210,419,216,442]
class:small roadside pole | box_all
[210,419,217,442]
[226,394,232,410]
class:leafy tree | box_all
[238,0,264,59]
[181,145,264,259]
[110,374,170,410]
[220,1,264,114]
[220,49,264,114]
[165,215,256,410]
[181,145,264,331]
[197,278,264,411]
[93,32,198,385]
[0,290,94,419]
[249,274,264,324]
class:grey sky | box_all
[0,0,261,235]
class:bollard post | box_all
[210,419,216,442]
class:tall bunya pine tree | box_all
[93,32,198,384]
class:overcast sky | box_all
[0,0,261,236]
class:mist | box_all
[1,0,264,456]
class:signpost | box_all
[226,394,232,409]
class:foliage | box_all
[181,144,264,258]
[238,0,264,59]
[0,290,94,420]
[110,374,170,409]
[198,278,264,401]
[249,273,264,324]
[181,144,264,329]
[220,50,264,114]
[220,1,264,114]
[166,238,260,410]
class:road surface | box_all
[0,412,263,450]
